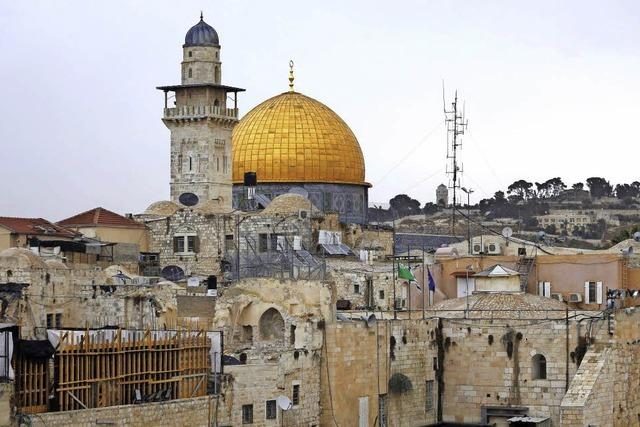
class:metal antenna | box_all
[443,87,468,236]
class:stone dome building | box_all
[231,70,370,224]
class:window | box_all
[47,313,62,329]
[532,354,547,379]
[258,234,268,253]
[425,380,434,411]
[173,234,198,254]
[223,155,228,173]
[354,284,360,294]
[266,400,277,420]
[188,50,192,57]
[585,281,603,304]
[378,394,388,427]
[189,156,193,171]
[242,404,253,424]
[379,290,385,299]
[538,282,551,298]
[290,324,296,346]
[292,384,300,406]
[188,68,192,78]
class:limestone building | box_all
[436,183,448,207]
[231,67,370,224]
[157,14,244,211]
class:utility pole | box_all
[461,187,474,254]
[444,88,468,236]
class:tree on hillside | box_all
[615,183,640,200]
[536,177,566,198]
[389,194,422,218]
[422,202,439,215]
[586,177,613,199]
[572,182,584,191]
[507,180,534,200]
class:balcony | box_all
[163,105,238,120]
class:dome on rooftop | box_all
[184,14,219,47]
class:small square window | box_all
[354,284,360,294]
[266,400,277,420]
[379,290,385,299]
[188,51,192,57]
[242,404,253,424]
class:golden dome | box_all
[232,91,367,186]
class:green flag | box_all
[397,264,416,281]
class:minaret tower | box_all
[157,13,244,210]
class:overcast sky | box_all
[1,0,639,219]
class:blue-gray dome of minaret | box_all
[184,13,219,47]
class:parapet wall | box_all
[24,396,215,427]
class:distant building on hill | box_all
[436,184,448,207]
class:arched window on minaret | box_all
[214,99,220,107]
[215,66,220,83]
[188,68,193,78]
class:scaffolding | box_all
[14,328,211,414]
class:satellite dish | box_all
[537,231,546,241]
[178,192,200,207]
[276,395,292,411]
[366,314,377,328]
[501,227,513,238]
[634,231,640,242]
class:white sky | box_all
[1,0,639,220]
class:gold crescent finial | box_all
[288,60,295,92]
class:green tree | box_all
[586,177,613,198]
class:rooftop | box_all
[0,217,78,238]
[58,207,145,229]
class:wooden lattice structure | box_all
[16,329,211,414]
[14,354,49,414]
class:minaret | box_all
[157,13,244,210]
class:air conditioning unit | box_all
[550,293,564,302]
[472,243,482,255]
[485,243,502,255]
[569,293,583,303]
[394,298,405,310]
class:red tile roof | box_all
[57,207,145,229]
[0,217,79,238]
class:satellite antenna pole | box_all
[443,86,468,236]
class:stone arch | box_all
[532,354,547,379]
[259,308,284,343]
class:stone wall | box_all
[143,209,232,278]
[0,383,12,427]
[321,320,437,427]
[325,259,394,310]
[0,254,179,338]
[24,396,216,427]
[440,318,580,424]
[561,308,640,425]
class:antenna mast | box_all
[443,88,468,235]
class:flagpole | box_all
[408,244,411,320]
[422,244,426,320]
[392,211,397,320]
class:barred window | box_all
[242,404,253,424]
[425,380,434,411]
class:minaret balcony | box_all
[163,105,238,120]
